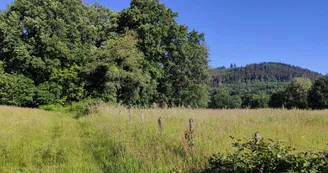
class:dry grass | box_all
[1,105,328,172]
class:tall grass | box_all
[0,106,100,172]
[1,105,328,172]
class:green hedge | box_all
[203,136,328,172]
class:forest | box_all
[0,0,328,110]
[0,0,209,108]
[210,62,321,85]
[209,62,328,109]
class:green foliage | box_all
[242,93,270,109]
[309,75,328,110]
[0,0,209,108]
[268,78,327,110]
[84,32,151,106]
[68,99,105,118]
[220,82,288,96]
[0,61,3,73]
[284,78,312,109]
[163,32,209,108]
[119,0,209,108]
[211,62,321,86]
[209,89,241,109]
[0,0,96,102]
[204,138,328,173]
[39,104,64,112]
[0,0,324,110]
[34,82,63,106]
[209,62,321,110]
[0,73,35,107]
[269,90,286,108]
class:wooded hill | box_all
[211,62,322,87]
[208,63,328,109]
[209,62,323,102]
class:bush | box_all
[269,90,286,108]
[209,89,242,109]
[284,78,312,109]
[68,99,105,118]
[39,104,64,112]
[39,99,105,118]
[203,137,328,173]
[242,93,270,109]
[34,82,63,106]
[308,75,328,110]
[0,73,36,107]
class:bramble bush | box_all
[203,137,328,173]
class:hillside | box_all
[210,62,322,87]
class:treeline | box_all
[1,0,327,110]
[211,62,321,87]
[209,76,328,110]
[0,0,209,108]
[209,62,327,110]
[219,82,288,95]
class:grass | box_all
[1,105,328,172]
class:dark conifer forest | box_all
[211,62,321,86]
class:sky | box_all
[1,0,327,74]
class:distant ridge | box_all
[210,62,322,87]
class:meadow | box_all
[1,105,328,172]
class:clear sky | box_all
[1,0,327,74]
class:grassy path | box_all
[1,106,328,172]
[0,106,100,172]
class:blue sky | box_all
[1,0,327,74]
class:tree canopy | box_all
[0,0,209,108]
[284,78,312,109]
[308,75,328,109]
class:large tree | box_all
[209,89,241,109]
[0,0,87,103]
[242,93,270,109]
[118,0,209,107]
[0,0,210,108]
[269,90,286,108]
[163,30,209,107]
[83,32,151,106]
[308,75,328,109]
[284,78,312,109]
[0,0,118,104]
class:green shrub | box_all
[0,73,36,107]
[269,90,286,108]
[39,99,105,118]
[68,99,105,118]
[242,93,270,109]
[203,137,328,173]
[39,104,64,112]
[209,89,242,109]
[34,82,63,106]
[309,75,328,110]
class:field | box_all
[1,105,328,172]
